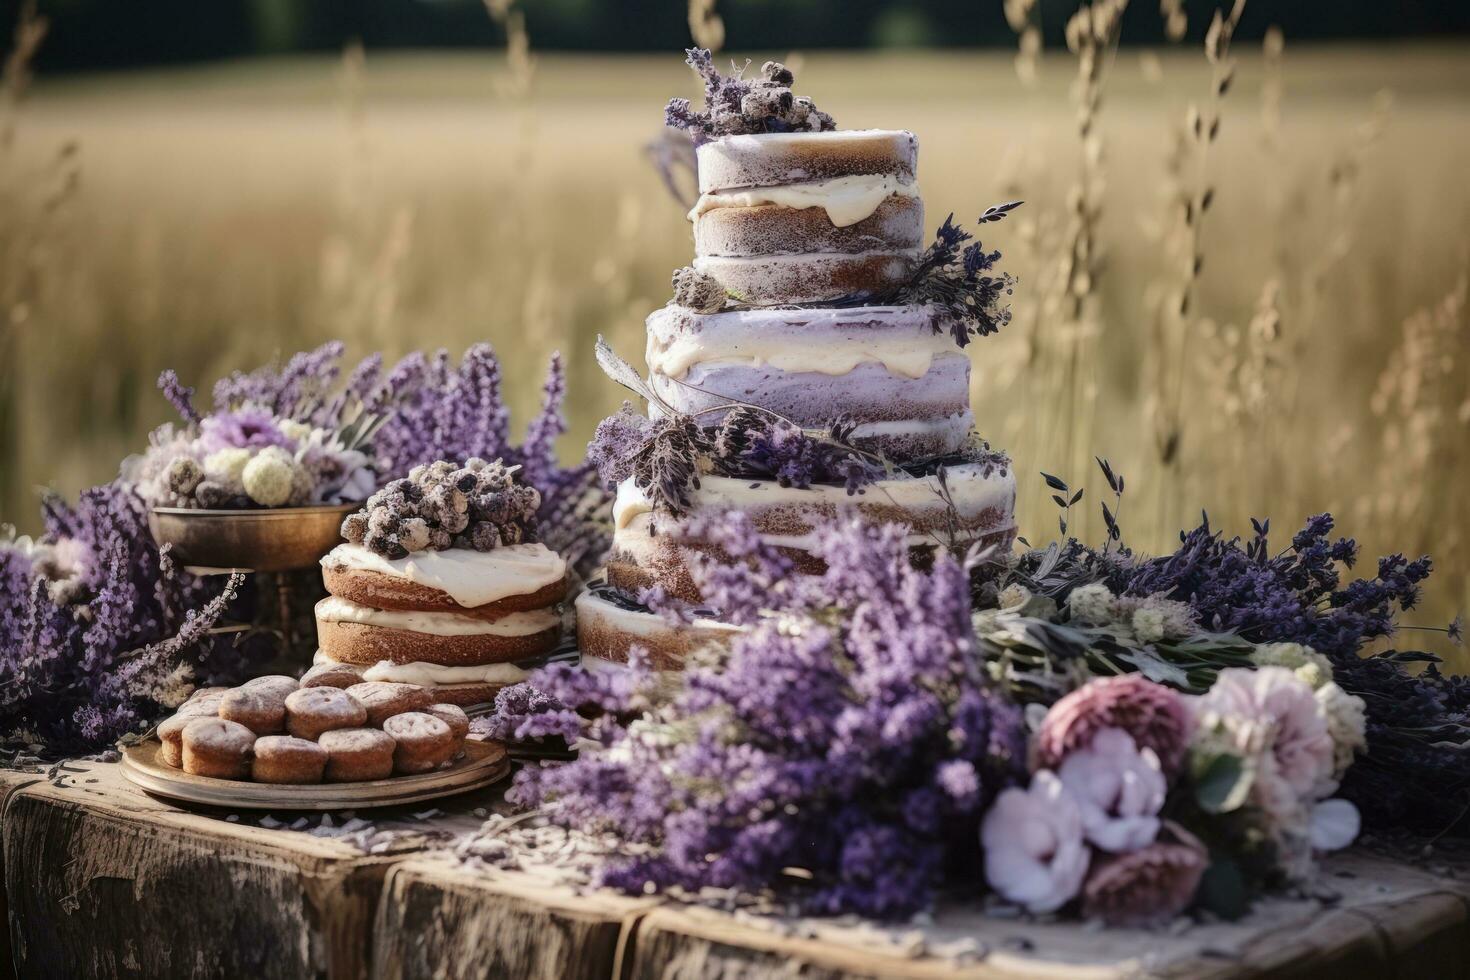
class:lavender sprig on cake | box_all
[341,458,541,560]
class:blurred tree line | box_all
[4,0,1470,72]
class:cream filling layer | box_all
[312,649,528,686]
[315,596,560,637]
[322,542,565,609]
[647,333,962,382]
[688,174,919,228]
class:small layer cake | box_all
[317,458,567,706]
[690,130,923,305]
[574,585,742,671]
[646,304,971,460]
[606,462,1017,605]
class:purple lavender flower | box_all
[156,370,201,425]
[512,515,1025,918]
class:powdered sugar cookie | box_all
[180,717,256,779]
[382,712,456,774]
[284,687,367,741]
[251,735,328,784]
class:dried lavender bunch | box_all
[510,514,1026,918]
[0,485,262,753]
[664,49,835,142]
[886,207,1021,348]
[586,404,883,517]
[712,408,882,494]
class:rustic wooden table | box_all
[1,760,1466,979]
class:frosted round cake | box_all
[690,130,922,305]
[605,463,1017,605]
[646,304,972,458]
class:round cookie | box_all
[157,713,194,768]
[300,661,365,690]
[175,690,225,719]
[252,736,328,784]
[243,674,300,699]
[180,718,256,779]
[219,687,287,736]
[319,728,396,782]
[345,682,433,727]
[284,687,368,741]
[382,712,457,774]
[424,703,470,742]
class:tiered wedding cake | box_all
[577,54,1018,668]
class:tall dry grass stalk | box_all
[1,2,78,516]
[687,0,726,54]
[1146,0,1245,532]
[317,41,415,353]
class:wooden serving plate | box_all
[119,737,509,811]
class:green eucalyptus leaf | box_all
[1195,753,1253,814]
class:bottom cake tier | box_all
[604,460,1017,605]
[575,584,743,670]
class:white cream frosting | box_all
[648,329,962,382]
[311,649,528,686]
[688,174,919,228]
[314,596,560,637]
[322,542,566,608]
[573,588,740,640]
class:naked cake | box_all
[313,458,568,705]
[578,52,1020,668]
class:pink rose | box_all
[1195,667,1335,801]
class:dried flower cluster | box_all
[665,50,835,142]
[884,207,1021,347]
[587,403,883,518]
[341,458,541,559]
[497,514,1026,918]
[670,265,725,313]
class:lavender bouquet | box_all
[492,512,1026,918]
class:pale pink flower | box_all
[981,771,1090,913]
[1194,666,1335,801]
[1035,674,1194,777]
[1057,728,1166,852]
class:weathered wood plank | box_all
[0,767,46,980]
[0,759,509,980]
[625,850,1470,980]
[4,762,392,979]
[371,855,657,980]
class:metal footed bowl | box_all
[148,503,358,573]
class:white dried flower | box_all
[1132,607,1167,643]
[997,583,1032,609]
[241,447,298,507]
[1067,582,1116,624]
[1251,642,1334,690]
[203,448,252,489]
[1315,682,1367,784]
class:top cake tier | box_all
[689,130,923,307]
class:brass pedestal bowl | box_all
[148,503,358,573]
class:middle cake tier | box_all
[646,303,973,460]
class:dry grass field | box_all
[3,42,1468,659]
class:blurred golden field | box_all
[3,42,1468,659]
